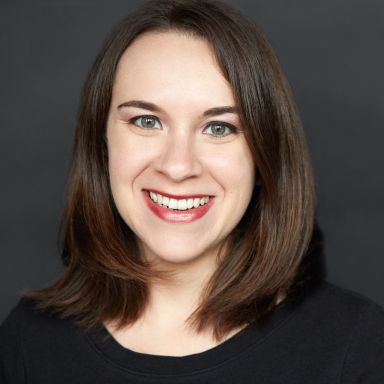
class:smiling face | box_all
[106,31,255,271]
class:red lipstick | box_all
[143,191,214,223]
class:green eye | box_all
[132,115,161,129]
[204,122,237,138]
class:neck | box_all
[147,263,215,325]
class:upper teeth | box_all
[149,191,209,210]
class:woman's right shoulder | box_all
[1,297,51,332]
[0,297,72,383]
[0,298,39,383]
[1,296,74,340]
[1,298,34,338]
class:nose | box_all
[153,133,203,181]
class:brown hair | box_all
[27,0,317,341]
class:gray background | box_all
[1,0,383,322]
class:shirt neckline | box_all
[86,298,296,376]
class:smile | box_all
[148,191,210,211]
[143,190,214,223]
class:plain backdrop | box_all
[1,0,383,322]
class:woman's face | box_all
[106,31,254,269]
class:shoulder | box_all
[298,281,384,330]
[306,281,384,312]
[0,297,85,383]
[298,282,384,381]
[1,297,69,338]
[0,297,39,351]
[328,284,384,381]
[1,296,86,347]
[0,298,39,383]
[0,296,65,349]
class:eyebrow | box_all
[203,106,238,117]
[118,100,162,113]
[117,100,238,117]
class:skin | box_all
[105,31,255,355]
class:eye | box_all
[131,115,162,129]
[203,122,238,138]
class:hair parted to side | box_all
[27,0,318,341]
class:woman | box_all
[1,0,383,382]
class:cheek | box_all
[107,139,155,230]
[205,146,255,196]
[107,135,155,189]
[108,148,136,191]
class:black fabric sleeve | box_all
[341,302,384,383]
[0,300,27,384]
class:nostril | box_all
[152,142,203,181]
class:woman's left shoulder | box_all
[304,281,384,330]
[320,281,383,317]
[306,281,384,382]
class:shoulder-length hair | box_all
[28,0,317,341]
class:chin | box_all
[142,241,218,268]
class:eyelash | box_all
[129,115,161,130]
[129,115,239,138]
[203,121,239,138]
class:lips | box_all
[143,190,214,223]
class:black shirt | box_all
[1,281,384,383]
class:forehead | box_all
[112,31,235,108]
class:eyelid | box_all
[124,115,241,137]
[203,121,240,138]
[129,114,162,129]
